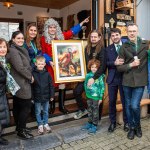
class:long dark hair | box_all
[86,30,104,55]
[9,31,23,46]
[25,23,41,50]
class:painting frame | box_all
[52,40,86,83]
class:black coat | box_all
[0,65,6,95]
[32,69,54,103]
[0,64,10,127]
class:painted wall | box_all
[136,0,150,40]
[60,0,91,30]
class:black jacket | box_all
[32,68,54,103]
[0,64,6,96]
[0,64,10,126]
[85,47,106,80]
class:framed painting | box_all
[52,40,86,83]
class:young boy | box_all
[82,59,105,134]
[32,56,54,134]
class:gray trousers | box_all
[87,99,99,126]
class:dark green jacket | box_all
[117,38,148,87]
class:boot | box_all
[58,89,69,114]
[135,125,142,138]
[127,127,135,140]
[17,129,33,140]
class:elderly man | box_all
[117,23,148,140]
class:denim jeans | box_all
[35,101,49,126]
[123,86,144,128]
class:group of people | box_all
[0,16,149,146]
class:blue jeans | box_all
[35,102,49,126]
[123,86,144,128]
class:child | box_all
[32,56,54,134]
[82,59,105,134]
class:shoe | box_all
[38,125,44,134]
[81,122,92,131]
[74,109,88,119]
[88,124,97,134]
[127,127,135,140]
[0,137,9,145]
[108,123,116,133]
[124,123,129,132]
[44,124,52,133]
[135,126,142,138]
[17,130,33,140]
[59,108,69,114]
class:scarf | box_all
[0,57,20,95]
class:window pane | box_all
[0,22,9,41]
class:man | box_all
[41,17,89,114]
[106,28,128,132]
[73,30,106,119]
[117,23,148,140]
[106,28,129,133]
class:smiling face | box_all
[111,32,121,44]
[12,33,24,46]
[127,25,138,43]
[91,64,98,74]
[28,26,37,39]
[90,32,101,45]
[0,41,7,57]
[48,25,57,36]
[35,59,46,70]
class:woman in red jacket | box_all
[41,17,89,114]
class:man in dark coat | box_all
[106,28,128,133]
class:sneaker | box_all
[44,124,52,133]
[38,125,44,135]
[74,109,88,119]
[81,122,92,130]
[88,124,97,134]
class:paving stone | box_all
[62,143,70,149]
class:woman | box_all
[24,23,54,114]
[7,31,33,140]
[0,38,10,145]
[41,17,89,114]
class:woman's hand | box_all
[31,76,34,83]
[98,100,102,105]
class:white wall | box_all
[137,0,150,40]
[0,2,60,31]
[60,0,91,30]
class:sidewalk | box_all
[0,115,150,150]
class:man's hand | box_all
[49,61,54,67]
[114,56,124,66]
[87,78,94,87]
[80,16,90,26]
[50,98,54,101]
[129,59,140,68]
